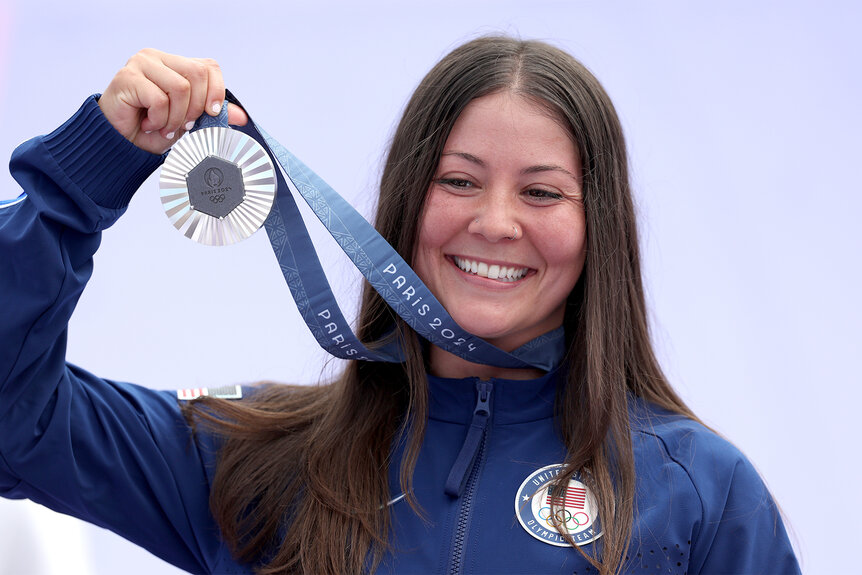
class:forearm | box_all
[0,95,162,418]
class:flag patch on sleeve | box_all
[177,385,243,401]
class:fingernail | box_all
[211,102,221,114]
[185,121,195,131]
[144,130,153,134]
[166,131,175,140]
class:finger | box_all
[132,77,171,134]
[133,79,192,152]
[199,58,225,116]
[157,53,216,129]
[227,103,248,126]
[139,62,191,139]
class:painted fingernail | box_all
[211,102,221,114]
[166,131,175,140]
[185,121,195,131]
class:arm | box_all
[0,51,242,573]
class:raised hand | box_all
[98,49,248,154]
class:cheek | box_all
[413,196,452,278]
[414,192,460,258]
[535,213,587,269]
[533,219,587,304]
[412,227,435,280]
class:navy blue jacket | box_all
[0,97,801,574]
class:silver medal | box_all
[159,127,277,246]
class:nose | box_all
[466,194,521,242]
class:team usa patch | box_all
[176,385,243,401]
[515,464,603,547]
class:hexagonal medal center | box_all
[186,155,245,218]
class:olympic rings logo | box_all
[208,194,226,204]
[538,506,591,532]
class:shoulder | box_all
[629,397,758,497]
[628,397,800,574]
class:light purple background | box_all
[1,1,859,574]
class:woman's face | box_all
[413,91,586,354]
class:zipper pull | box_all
[445,381,493,497]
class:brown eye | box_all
[436,178,474,189]
[524,188,564,202]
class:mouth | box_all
[451,256,531,283]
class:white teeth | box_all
[452,257,529,282]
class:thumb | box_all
[227,103,248,126]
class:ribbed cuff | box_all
[41,95,167,210]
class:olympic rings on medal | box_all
[208,194,226,204]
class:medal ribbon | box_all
[192,95,564,371]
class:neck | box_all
[427,345,546,380]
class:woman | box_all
[0,37,799,574]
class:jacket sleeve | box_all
[0,96,226,574]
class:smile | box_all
[451,256,530,282]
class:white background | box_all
[1,1,859,573]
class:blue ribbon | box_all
[191,96,564,371]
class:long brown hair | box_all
[186,36,697,575]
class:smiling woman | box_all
[415,92,586,378]
[0,36,800,575]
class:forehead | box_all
[442,92,579,170]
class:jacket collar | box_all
[426,369,561,426]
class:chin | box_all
[451,316,525,350]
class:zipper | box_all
[446,380,493,575]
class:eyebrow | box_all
[441,151,580,182]
[441,151,485,167]
[522,164,580,182]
